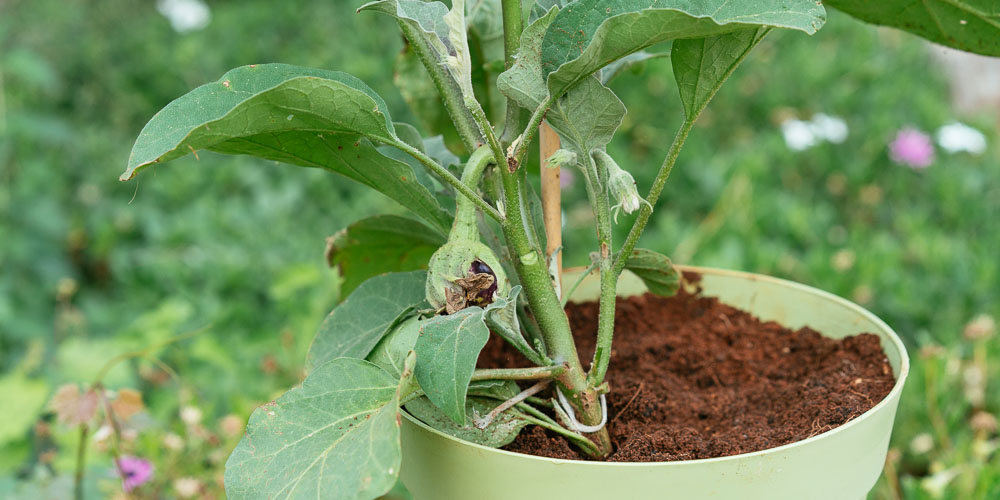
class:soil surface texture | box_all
[478,277,896,462]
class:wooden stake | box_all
[539,122,562,288]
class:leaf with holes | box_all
[413,307,490,425]
[308,271,427,371]
[225,356,415,500]
[541,0,826,99]
[825,0,1000,56]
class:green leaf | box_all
[393,44,464,152]
[413,307,490,425]
[124,64,451,232]
[360,0,453,60]
[326,216,446,296]
[624,248,681,297]
[825,0,1000,56]
[308,271,427,370]
[468,379,522,400]
[423,136,461,169]
[672,28,770,121]
[483,286,546,365]
[541,0,826,98]
[600,50,669,84]
[368,315,423,380]
[404,396,530,448]
[225,357,413,500]
[497,5,560,110]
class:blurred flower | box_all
[116,456,153,492]
[920,467,961,498]
[163,432,184,451]
[909,433,935,455]
[92,424,113,444]
[831,249,856,271]
[559,168,575,189]
[852,285,874,305]
[780,119,816,151]
[889,128,935,169]
[810,113,849,143]
[156,0,210,33]
[780,113,848,151]
[970,411,998,435]
[918,343,945,359]
[180,406,203,426]
[963,314,996,341]
[936,122,986,155]
[219,414,243,438]
[174,477,202,498]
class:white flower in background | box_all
[810,113,849,143]
[156,0,211,33]
[780,113,849,151]
[936,122,987,155]
[174,477,202,498]
[180,405,203,426]
[909,433,934,455]
[781,119,816,151]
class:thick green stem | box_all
[472,365,564,381]
[451,146,495,240]
[510,97,551,169]
[499,0,525,146]
[612,118,695,277]
[393,19,484,151]
[394,139,503,223]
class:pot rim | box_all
[402,265,910,467]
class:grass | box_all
[1,1,997,498]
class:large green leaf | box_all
[826,0,1000,57]
[624,248,680,297]
[123,64,451,232]
[672,28,770,121]
[368,315,423,380]
[225,357,415,500]
[308,271,427,370]
[497,5,559,110]
[413,307,490,425]
[404,396,530,448]
[326,216,446,296]
[540,0,826,98]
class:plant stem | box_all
[498,0,525,146]
[510,97,551,168]
[394,139,503,223]
[584,152,617,386]
[73,424,89,500]
[611,118,696,277]
[521,415,600,456]
[391,19,484,151]
[97,385,131,500]
[472,365,564,381]
[451,146,495,240]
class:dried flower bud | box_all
[426,240,508,314]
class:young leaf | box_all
[484,286,547,365]
[413,307,490,425]
[326,216,446,296]
[123,64,451,232]
[225,358,412,500]
[624,248,680,297]
[404,396,530,448]
[672,28,770,121]
[497,5,560,110]
[307,271,427,370]
[825,0,1000,57]
[368,314,423,380]
[540,0,826,98]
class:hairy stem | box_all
[471,365,565,381]
[392,20,484,151]
[612,118,695,276]
[499,0,525,146]
[394,139,503,222]
[510,97,552,168]
[585,152,616,386]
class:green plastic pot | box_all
[399,266,909,500]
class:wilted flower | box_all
[116,456,153,492]
[963,314,996,341]
[936,122,987,155]
[156,0,210,33]
[889,128,935,169]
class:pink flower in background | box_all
[889,128,935,169]
[116,456,154,492]
[559,168,575,189]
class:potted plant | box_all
[121,1,997,498]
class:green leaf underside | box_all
[601,50,670,84]
[672,28,770,120]
[368,315,423,380]
[404,396,530,448]
[327,216,446,296]
[308,271,427,371]
[468,379,522,400]
[413,307,490,425]
[124,64,451,232]
[625,248,681,297]
[225,358,407,500]
[540,0,826,98]
[825,0,1000,57]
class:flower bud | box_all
[544,149,577,169]
[426,240,509,314]
[592,149,649,223]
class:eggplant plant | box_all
[123,0,999,498]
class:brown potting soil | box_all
[477,275,897,462]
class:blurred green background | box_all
[1,0,997,498]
